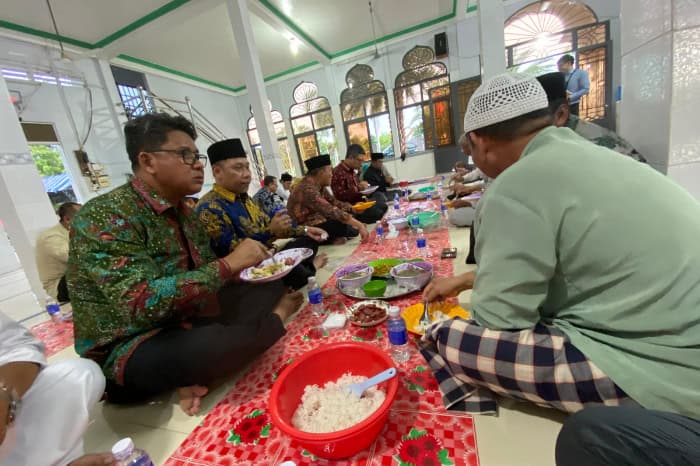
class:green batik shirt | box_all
[67,177,233,384]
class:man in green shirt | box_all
[68,113,303,415]
[421,73,700,421]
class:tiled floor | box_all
[11,224,565,465]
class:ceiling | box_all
[0,0,466,94]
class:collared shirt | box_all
[362,165,390,192]
[67,178,233,384]
[196,184,303,257]
[472,126,700,417]
[331,161,363,204]
[277,185,290,202]
[566,115,646,162]
[287,177,353,226]
[252,187,285,218]
[35,222,70,299]
[565,68,590,104]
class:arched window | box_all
[394,46,453,155]
[246,107,296,178]
[289,82,339,171]
[504,1,609,125]
[340,64,394,158]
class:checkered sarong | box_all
[419,319,633,415]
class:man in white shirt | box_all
[35,202,81,302]
[0,311,112,466]
[277,173,293,202]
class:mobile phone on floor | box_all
[441,248,457,259]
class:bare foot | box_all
[331,237,347,245]
[68,453,116,466]
[313,252,328,269]
[274,290,304,322]
[178,385,209,416]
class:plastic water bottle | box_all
[437,176,445,200]
[410,215,420,236]
[440,201,450,228]
[393,195,401,214]
[416,228,429,258]
[307,276,324,318]
[425,193,437,211]
[402,188,409,203]
[45,297,61,322]
[387,306,410,363]
[112,438,153,466]
[375,224,384,244]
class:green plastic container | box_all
[418,186,436,193]
[362,280,387,297]
[407,211,441,229]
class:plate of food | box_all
[360,185,379,195]
[401,302,470,336]
[408,192,428,201]
[346,300,390,327]
[353,200,377,213]
[239,248,311,283]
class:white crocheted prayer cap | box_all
[463,72,549,134]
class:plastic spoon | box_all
[346,367,397,398]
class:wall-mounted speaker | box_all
[435,32,448,58]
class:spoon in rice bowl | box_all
[346,367,397,398]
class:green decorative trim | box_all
[467,4,478,13]
[117,54,245,93]
[94,0,192,48]
[0,20,95,49]
[257,0,332,59]
[264,60,319,82]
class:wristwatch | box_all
[0,381,19,426]
[303,226,309,236]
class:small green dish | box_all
[363,280,387,298]
[418,186,436,193]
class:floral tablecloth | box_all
[29,319,74,357]
[166,225,480,466]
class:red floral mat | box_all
[166,225,479,466]
[29,319,74,357]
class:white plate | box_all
[239,248,311,283]
[360,185,379,195]
[346,300,391,327]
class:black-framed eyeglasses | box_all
[149,148,208,167]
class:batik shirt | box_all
[197,184,304,257]
[287,177,353,226]
[331,161,364,203]
[252,187,285,218]
[67,178,233,384]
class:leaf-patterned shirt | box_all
[196,184,304,257]
[286,177,353,227]
[67,177,233,384]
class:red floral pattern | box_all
[228,409,271,445]
[29,319,74,357]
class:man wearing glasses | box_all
[67,113,303,416]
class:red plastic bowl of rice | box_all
[269,342,399,459]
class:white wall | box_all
[619,0,700,195]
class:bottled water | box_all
[410,216,420,237]
[437,175,445,200]
[112,438,154,466]
[416,228,430,258]
[45,297,61,322]
[307,276,325,317]
[440,201,450,228]
[425,193,437,211]
[393,195,401,214]
[375,225,384,244]
[387,306,410,363]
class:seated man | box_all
[287,154,369,245]
[0,311,112,466]
[556,406,700,466]
[253,175,286,217]
[197,139,328,291]
[68,113,302,415]
[361,152,402,199]
[35,202,81,303]
[331,144,387,224]
[537,72,646,163]
[421,73,700,418]
[277,172,293,202]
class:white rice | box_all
[291,373,386,433]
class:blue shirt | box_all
[565,68,590,104]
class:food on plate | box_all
[371,263,394,276]
[415,310,450,333]
[342,270,370,280]
[350,304,387,324]
[291,373,386,433]
[395,266,424,278]
[249,256,295,278]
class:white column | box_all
[0,75,59,300]
[476,0,506,79]
[225,0,284,176]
